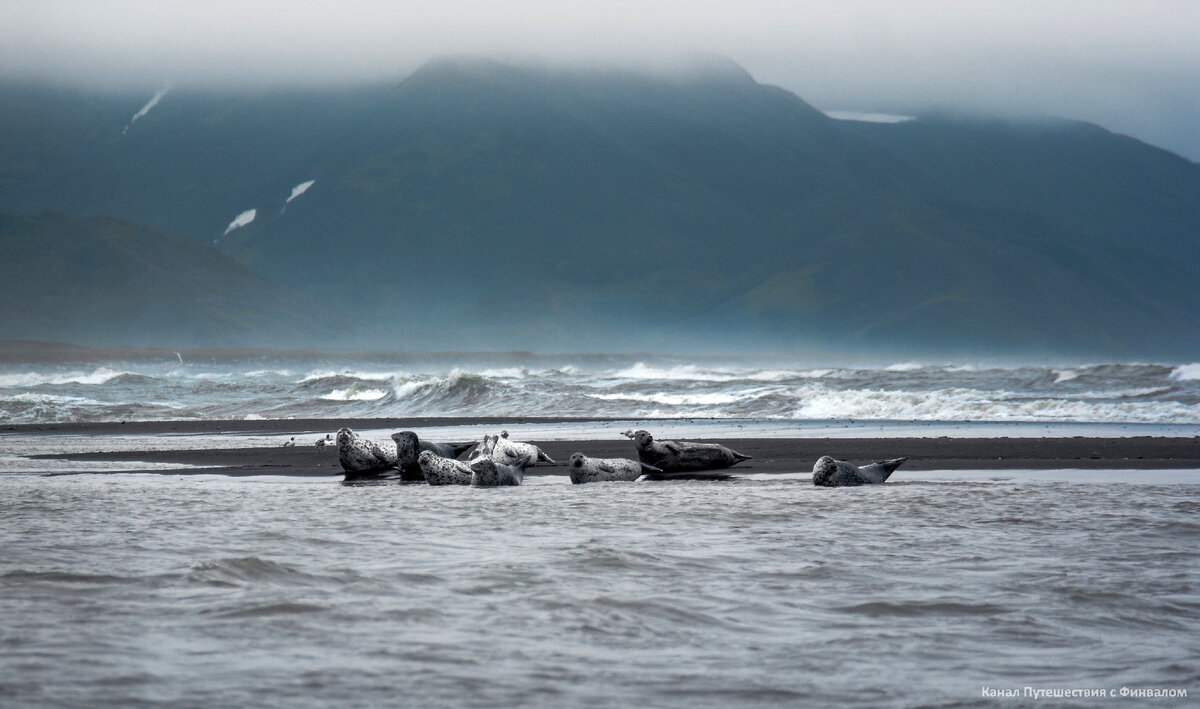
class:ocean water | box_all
[1,471,1197,708]
[2,354,1197,706]
[2,354,1199,425]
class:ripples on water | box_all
[2,355,1199,423]
[2,473,1198,707]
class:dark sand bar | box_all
[13,419,1200,476]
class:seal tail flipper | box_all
[639,462,663,475]
[732,452,752,463]
[874,457,908,481]
[537,448,556,464]
[450,441,478,459]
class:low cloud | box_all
[2,1,1198,160]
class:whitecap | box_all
[1169,363,1200,381]
[322,388,388,402]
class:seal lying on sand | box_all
[623,429,751,473]
[392,431,479,481]
[418,450,474,486]
[812,456,908,487]
[337,427,399,477]
[470,454,531,487]
[568,453,661,484]
[489,431,555,466]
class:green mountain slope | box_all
[0,210,350,348]
[0,59,1197,356]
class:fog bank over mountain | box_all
[1,58,1198,356]
[2,1,1198,162]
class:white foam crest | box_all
[300,369,396,383]
[0,367,129,387]
[476,367,531,379]
[610,362,744,382]
[1169,363,1200,381]
[1054,369,1079,383]
[590,391,744,406]
[244,369,295,378]
[884,362,924,372]
[391,377,443,399]
[0,392,99,405]
[1072,386,1172,400]
[222,209,257,236]
[322,387,388,402]
[795,388,1200,424]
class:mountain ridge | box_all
[0,58,1197,356]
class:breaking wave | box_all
[1,357,1198,424]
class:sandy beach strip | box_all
[13,419,1200,476]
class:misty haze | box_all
[1,3,1198,708]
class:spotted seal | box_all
[567,453,661,484]
[812,456,908,487]
[337,427,399,477]
[491,431,555,465]
[623,429,751,473]
[417,450,474,486]
[390,431,479,481]
[469,453,531,487]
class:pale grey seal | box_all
[470,453,531,487]
[391,431,479,482]
[314,433,334,448]
[812,456,908,487]
[568,453,661,484]
[417,450,473,486]
[337,427,399,477]
[490,430,555,465]
[623,429,751,473]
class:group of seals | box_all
[336,427,549,487]
[332,426,906,487]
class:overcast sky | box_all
[2,0,1198,161]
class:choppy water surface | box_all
[2,472,1197,708]
[2,354,1199,424]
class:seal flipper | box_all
[536,448,556,464]
[446,441,478,459]
[639,462,663,475]
[859,456,908,483]
[877,457,908,480]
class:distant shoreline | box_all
[12,419,1200,476]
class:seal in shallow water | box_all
[623,429,751,473]
[567,453,661,484]
[470,453,531,486]
[418,450,474,486]
[812,456,908,487]
[337,427,398,477]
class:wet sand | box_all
[15,419,1200,476]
